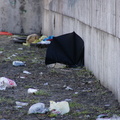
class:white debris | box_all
[49,101,70,115]
[28,103,48,114]
[18,48,23,50]
[16,101,28,106]
[23,70,31,74]
[40,72,43,75]
[0,77,17,90]
[0,51,3,54]
[64,99,72,102]
[20,76,25,79]
[74,92,78,94]
[44,83,48,86]
[27,88,38,94]
[13,61,26,66]
[11,54,17,57]
[14,105,22,109]
[65,86,73,91]
[96,114,120,120]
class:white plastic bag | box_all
[49,101,70,115]
[28,103,48,114]
[15,101,28,109]
[0,77,17,90]
[16,101,28,106]
[96,114,120,120]
[27,88,38,94]
[23,70,31,74]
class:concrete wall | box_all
[0,0,43,34]
[42,0,120,102]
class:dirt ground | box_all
[0,35,120,120]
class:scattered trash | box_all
[47,63,66,68]
[18,48,23,50]
[27,88,38,94]
[104,104,110,109]
[96,117,109,120]
[54,63,66,68]
[23,34,39,46]
[39,35,47,42]
[14,105,22,109]
[12,61,26,66]
[16,101,28,106]
[65,86,73,91]
[20,76,25,79]
[63,85,67,88]
[11,54,17,57]
[49,101,70,115]
[96,114,120,120]
[82,89,92,92]
[15,101,28,109]
[12,37,26,44]
[30,35,48,46]
[74,92,78,94]
[45,32,84,68]
[96,115,120,120]
[47,64,55,68]
[7,57,11,60]
[6,53,18,60]
[28,103,48,114]
[50,118,56,120]
[23,70,31,74]
[39,41,51,45]
[0,51,3,54]
[85,115,90,118]
[40,72,43,75]
[0,32,13,35]
[64,99,72,102]
[97,114,109,118]
[0,77,17,90]
[42,35,54,41]
[44,82,48,86]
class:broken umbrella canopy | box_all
[45,32,84,67]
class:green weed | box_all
[0,97,13,104]
[35,90,49,96]
[0,48,4,51]
[69,102,82,109]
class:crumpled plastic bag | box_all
[23,34,39,46]
[15,101,28,109]
[49,101,70,115]
[28,103,48,114]
[27,88,38,94]
[32,35,47,43]
[16,101,28,106]
[0,77,17,90]
[42,35,54,41]
[96,114,120,120]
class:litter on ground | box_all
[49,101,70,115]
[0,77,17,90]
[28,103,48,114]
[27,88,38,94]
[12,61,26,66]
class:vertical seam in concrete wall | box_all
[115,0,117,37]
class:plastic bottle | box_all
[12,61,26,66]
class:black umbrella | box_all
[45,32,84,67]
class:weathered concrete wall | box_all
[0,0,43,34]
[42,0,120,102]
